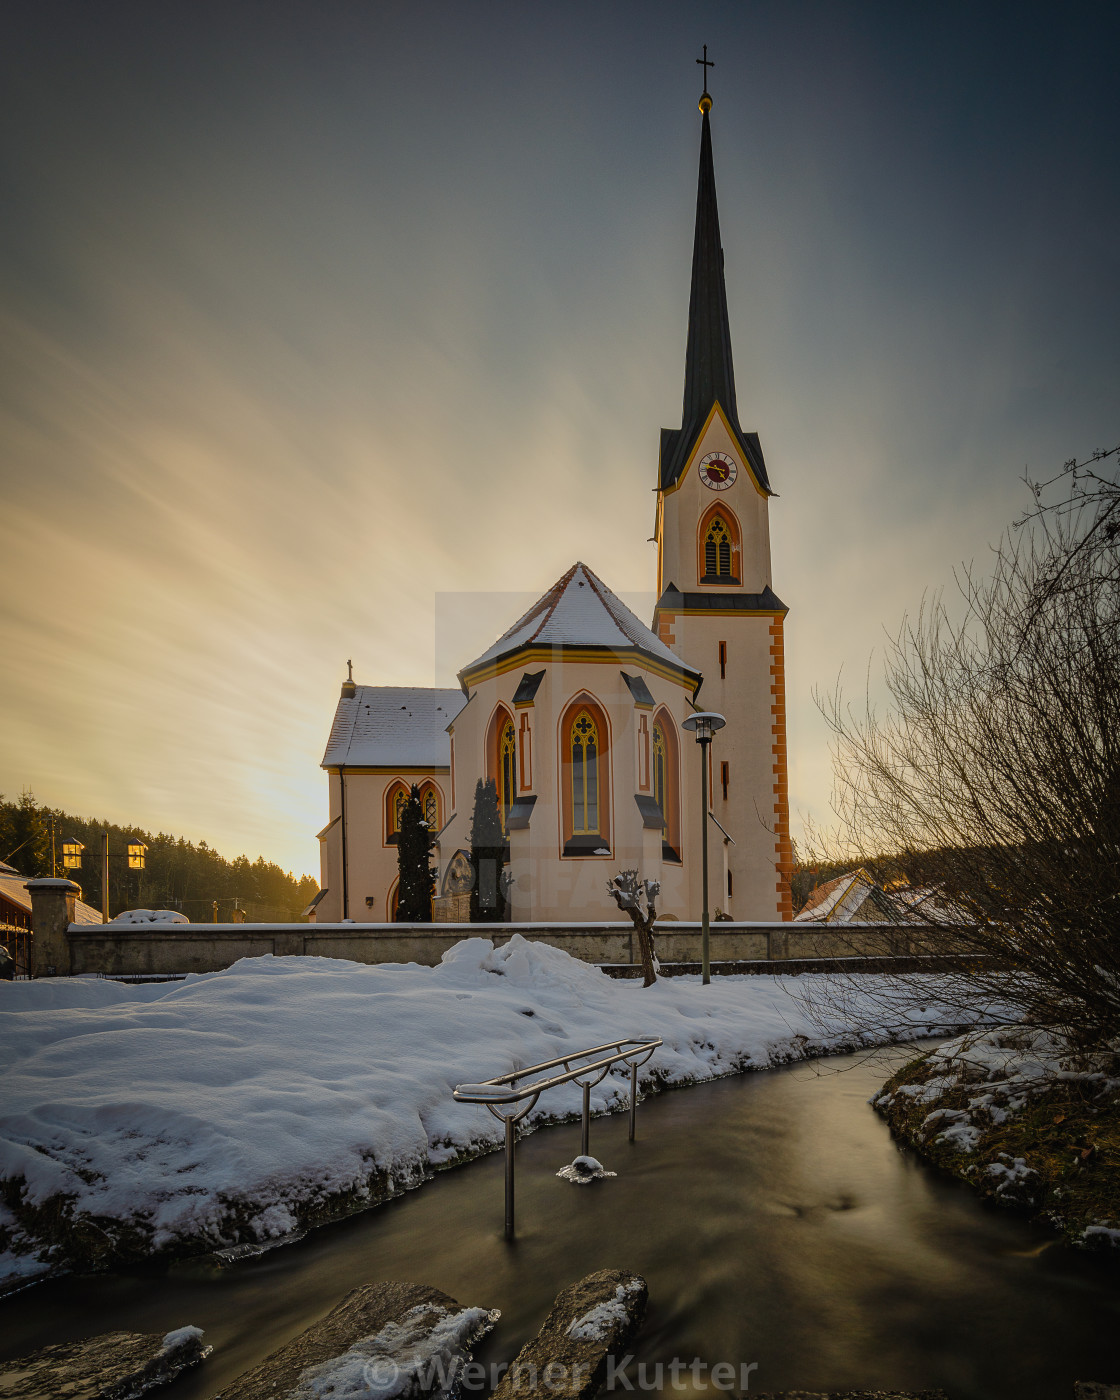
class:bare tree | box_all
[818,448,1120,1046]
[607,871,660,987]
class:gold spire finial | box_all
[696,44,714,112]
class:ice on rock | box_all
[556,1155,617,1184]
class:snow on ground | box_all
[0,935,979,1289]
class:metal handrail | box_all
[453,1035,661,1239]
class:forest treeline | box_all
[1,791,319,923]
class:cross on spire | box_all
[696,44,714,94]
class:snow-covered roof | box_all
[462,562,698,680]
[794,869,878,924]
[0,862,102,925]
[321,687,467,769]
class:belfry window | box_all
[698,506,741,585]
[570,709,600,835]
[705,516,733,579]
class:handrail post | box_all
[629,1060,638,1142]
[581,1081,591,1157]
[505,1115,515,1241]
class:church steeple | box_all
[658,87,771,494]
[682,99,738,431]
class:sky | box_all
[1,1,1117,878]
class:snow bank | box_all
[873,1026,1120,1247]
[0,936,973,1289]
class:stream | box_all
[1,1042,1117,1400]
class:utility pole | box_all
[101,832,109,924]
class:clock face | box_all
[698,452,738,491]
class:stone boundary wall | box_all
[62,918,951,978]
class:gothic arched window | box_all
[561,696,611,855]
[698,505,741,585]
[652,721,668,834]
[499,718,517,831]
[385,780,410,845]
[705,516,733,579]
[571,709,600,834]
[652,708,681,860]
[486,707,518,835]
[418,782,441,835]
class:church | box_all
[313,86,793,926]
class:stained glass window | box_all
[652,722,668,835]
[571,709,600,834]
[499,719,516,831]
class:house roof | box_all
[0,862,102,925]
[793,869,878,924]
[321,686,467,769]
[460,562,700,686]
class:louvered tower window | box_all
[705,516,733,578]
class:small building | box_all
[794,869,897,924]
[318,687,466,921]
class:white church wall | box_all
[442,653,699,922]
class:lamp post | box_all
[62,835,146,922]
[681,711,726,985]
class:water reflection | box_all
[1,1044,1116,1400]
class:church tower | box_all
[653,84,793,920]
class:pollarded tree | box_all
[469,777,506,923]
[396,784,435,923]
[606,870,660,986]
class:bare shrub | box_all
[818,445,1120,1046]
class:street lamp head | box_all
[126,838,147,871]
[681,711,727,743]
[61,837,84,870]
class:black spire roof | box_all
[659,103,771,494]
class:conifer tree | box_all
[1,791,49,877]
[469,777,506,923]
[395,783,435,923]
